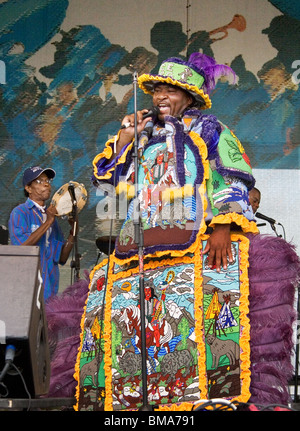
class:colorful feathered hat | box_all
[138,52,235,109]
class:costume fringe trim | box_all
[209,213,259,234]
[73,261,108,410]
[103,258,115,411]
[92,130,133,181]
[231,233,251,403]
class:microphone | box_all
[5,345,15,363]
[68,184,77,233]
[255,212,277,225]
[0,345,16,384]
[120,106,160,129]
[68,183,77,205]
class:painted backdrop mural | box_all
[0,0,299,284]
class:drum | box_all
[51,181,87,216]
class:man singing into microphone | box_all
[76,53,263,410]
[93,53,258,268]
[8,166,76,299]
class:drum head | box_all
[51,181,87,216]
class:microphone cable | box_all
[0,345,32,409]
[0,345,15,384]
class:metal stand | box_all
[270,222,281,238]
[69,189,81,283]
[132,71,151,411]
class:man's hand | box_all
[203,224,232,272]
[46,204,58,225]
[23,204,58,246]
[117,109,154,151]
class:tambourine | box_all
[51,181,87,216]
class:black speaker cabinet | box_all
[0,245,50,398]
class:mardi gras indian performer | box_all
[70,53,299,411]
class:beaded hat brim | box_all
[138,60,212,110]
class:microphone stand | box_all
[69,184,81,282]
[132,71,151,411]
[270,222,281,238]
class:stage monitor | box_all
[0,245,50,398]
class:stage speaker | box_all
[0,225,8,245]
[0,245,50,398]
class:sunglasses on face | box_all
[34,178,53,185]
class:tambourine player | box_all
[8,166,77,299]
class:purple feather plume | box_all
[247,233,300,406]
[166,53,236,94]
[188,52,236,94]
[45,270,90,398]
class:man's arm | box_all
[22,205,57,245]
[59,216,78,264]
[59,231,75,264]
[108,110,152,160]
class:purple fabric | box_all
[45,234,300,407]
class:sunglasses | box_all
[34,178,53,185]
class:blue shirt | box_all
[8,198,65,299]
